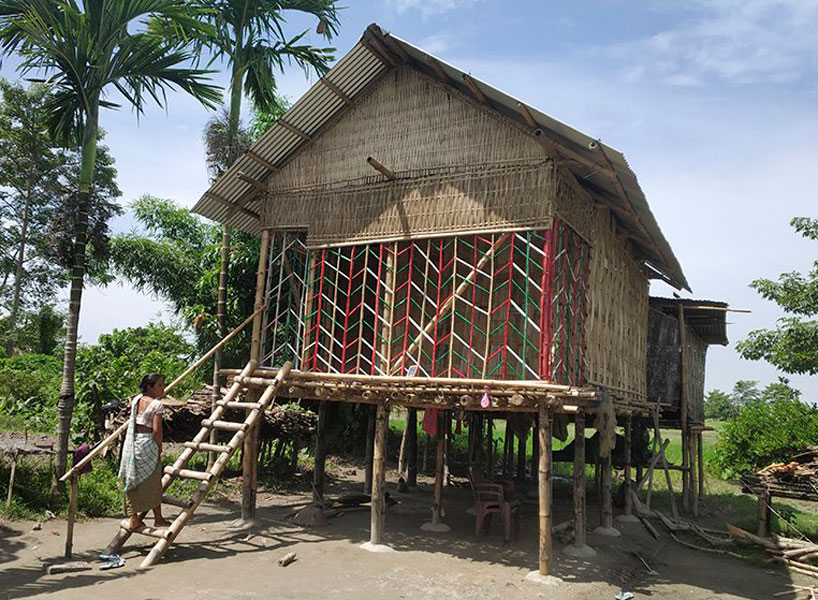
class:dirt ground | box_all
[0,467,807,600]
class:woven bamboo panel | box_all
[553,165,595,243]
[267,65,545,190]
[685,330,708,423]
[585,208,649,399]
[265,160,556,247]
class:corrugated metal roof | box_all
[650,297,730,346]
[192,23,690,291]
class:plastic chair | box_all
[472,482,520,541]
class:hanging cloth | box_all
[422,408,439,436]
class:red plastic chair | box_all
[472,482,520,541]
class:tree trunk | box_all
[56,102,99,488]
[6,175,33,356]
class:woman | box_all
[118,373,171,530]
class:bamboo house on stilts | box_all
[60,23,729,574]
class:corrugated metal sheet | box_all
[192,23,689,291]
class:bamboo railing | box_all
[58,307,262,558]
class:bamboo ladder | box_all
[100,360,293,569]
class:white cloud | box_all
[387,0,482,18]
[611,0,818,86]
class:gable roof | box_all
[191,23,690,291]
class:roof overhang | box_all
[192,23,690,291]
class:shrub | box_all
[715,397,818,477]
[0,353,61,432]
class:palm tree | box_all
[0,0,222,485]
[195,0,340,165]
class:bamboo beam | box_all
[367,156,396,180]
[426,56,450,83]
[245,150,277,172]
[237,171,267,192]
[210,225,232,468]
[320,78,352,104]
[204,191,260,221]
[6,450,17,507]
[517,102,538,129]
[370,400,390,545]
[624,415,633,518]
[537,404,553,576]
[361,37,397,68]
[431,412,447,527]
[462,74,487,104]
[278,120,311,141]
[364,406,375,492]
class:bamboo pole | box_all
[600,453,614,529]
[6,450,17,507]
[407,408,418,488]
[573,413,586,548]
[432,412,446,525]
[313,401,328,502]
[60,311,262,483]
[697,432,705,504]
[689,431,699,517]
[757,488,771,537]
[624,416,633,518]
[516,427,527,481]
[242,229,271,522]
[537,403,553,576]
[487,416,495,480]
[370,400,390,545]
[679,305,689,512]
[364,406,376,492]
[210,225,232,468]
[64,474,77,558]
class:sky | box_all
[4,0,817,398]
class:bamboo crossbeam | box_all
[237,172,267,192]
[462,74,487,104]
[60,309,263,483]
[319,77,352,104]
[227,367,592,395]
[204,191,260,221]
[367,156,396,180]
[245,150,277,172]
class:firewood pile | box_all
[104,387,317,444]
[757,447,818,485]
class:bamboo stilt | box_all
[242,230,271,523]
[407,408,418,488]
[516,427,527,481]
[697,432,705,504]
[364,405,376,492]
[432,412,446,525]
[573,413,586,548]
[313,401,328,502]
[6,450,17,507]
[370,400,390,545]
[210,225,231,469]
[624,416,633,518]
[689,430,699,517]
[537,403,553,576]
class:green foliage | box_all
[73,322,198,442]
[0,353,60,431]
[110,196,260,364]
[0,304,64,355]
[715,395,818,477]
[704,389,735,420]
[248,97,290,139]
[737,217,818,374]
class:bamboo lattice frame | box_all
[261,223,591,386]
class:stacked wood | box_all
[757,447,818,485]
[104,387,316,444]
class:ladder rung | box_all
[202,419,247,432]
[164,467,213,481]
[218,401,262,410]
[119,519,171,539]
[183,441,230,454]
[162,494,193,508]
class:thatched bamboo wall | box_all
[585,208,649,400]
[685,330,707,424]
[261,66,559,245]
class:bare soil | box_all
[0,467,807,600]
